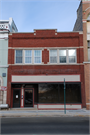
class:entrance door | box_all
[24,89,33,107]
[13,89,20,108]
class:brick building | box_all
[7,29,85,109]
[73,0,90,110]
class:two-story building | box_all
[0,18,18,107]
[7,29,85,110]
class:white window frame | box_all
[24,50,32,64]
[68,49,77,64]
[59,49,67,63]
[15,49,77,65]
[49,49,77,64]
[15,50,23,64]
[15,49,42,65]
[49,49,57,64]
[87,21,90,34]
[34,50,42,64]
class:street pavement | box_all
[0,108,90,117]
[1,117,89,134]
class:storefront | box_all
[11,84,35,108]
[10,74,82,109]
[7,30,86,109]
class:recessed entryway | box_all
[24,89,34,107]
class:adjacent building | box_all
[0,18,18,107]
[7,30,85,110]
[73,0,90,109]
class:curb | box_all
[0,114,90,118]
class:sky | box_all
[0,0,81,32]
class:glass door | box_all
[24,89,33,107]
[13,89,20,108]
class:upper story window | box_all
[88,41,90,47]
[15,50,22,63]
[87,14,90,34]
[68,49,76,63]
[15,49,77,65]
[87,14,90,61]
[88,49,90,61]
[25,50,32,63]
[34,50,41,64]
[50,50,57,63]
[88,41,90,61]
[59,50,66,63]
[49,49,76,64]
[15,50,42,64]
[87,21,90,34]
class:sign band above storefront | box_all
[11,75,80,83]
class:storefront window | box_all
[38,83,81,103]
[59,83,81,103]
[66,84,81,103]
[39,84,58,103]
[59,84,64,103]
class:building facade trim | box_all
[11,75,80,83]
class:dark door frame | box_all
[24,88,34,107]
[13,89,21,108]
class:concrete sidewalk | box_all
[0,108,90,117]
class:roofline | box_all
[8,31,83,34]
[77,0,82,13]
[34,29,57,31]
[0,20,9,23]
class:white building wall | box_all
[0,18,18,106]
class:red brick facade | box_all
[82,1,90,110]
[7,30,86,108]
[73,1,90,110]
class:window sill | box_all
[83,62,90,64]
[12,63,79,66]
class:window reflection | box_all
[38,83,81,103]
[66,84,81,103]
[16,50,22,63]
[39,84,58,103]
[59,84,64,103]
[59,50,66,63]
[68,49,76,63]
[34,50,41,63]
[25,50,32,63]
[50,50,57,63]
[59,84,81,103]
